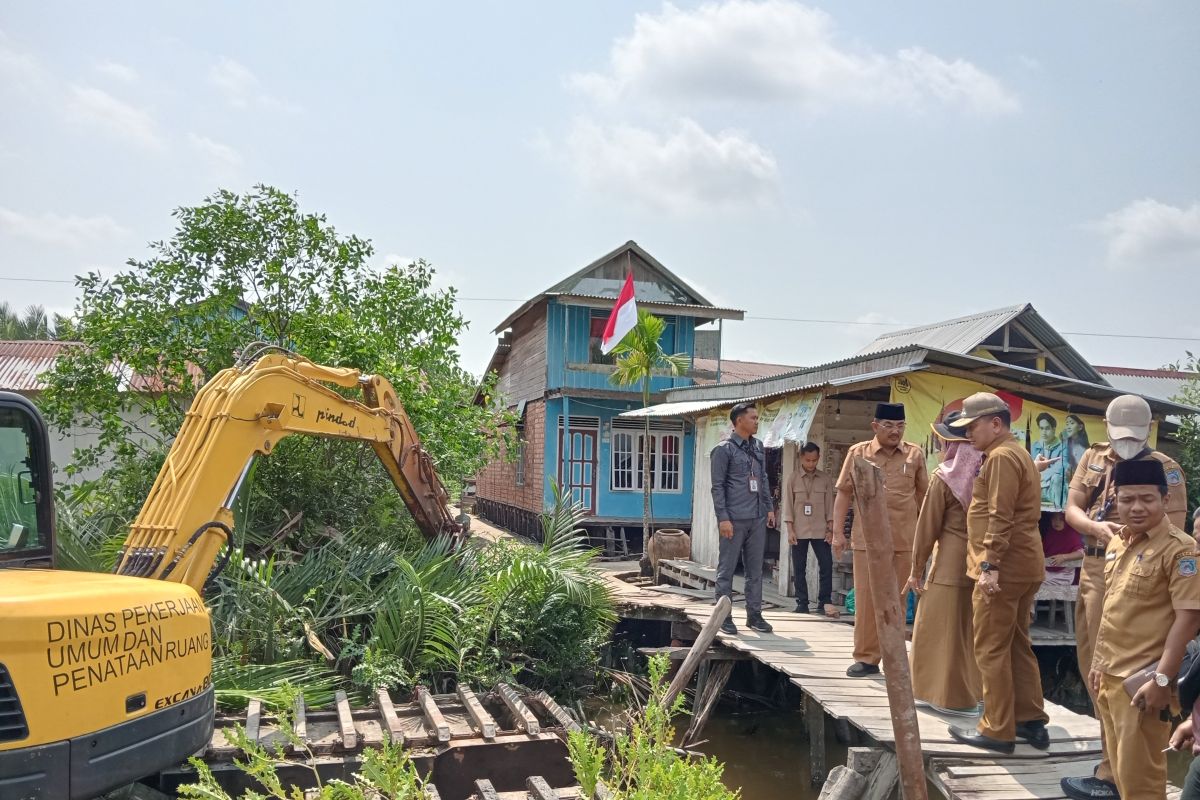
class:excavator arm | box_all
[114,353,463,593]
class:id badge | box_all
[749,477,759,494]
[803,503,813,517]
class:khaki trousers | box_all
[911,582,981,710]
[1075,554,1115,782]
[851,549,912,665]
[1096,672,1169,799]
[972,580,1048,740]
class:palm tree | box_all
[0,302,56,339]
[608,310,689,550]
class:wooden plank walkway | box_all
[596,564,1165,799]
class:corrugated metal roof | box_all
[547,293,744,319]
[859,305,1027,356]
[691,357,801,385]
[648,344,1199,419]
[1097,365,1198,380]
[620,365,920,418]
[0,340,75,391]
[856,304,1106,385]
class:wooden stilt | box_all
[848,457,928,800]
[683,659,733,745]
[662,595,731,710]
[805,692,827,788]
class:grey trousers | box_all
[715,517,766,616]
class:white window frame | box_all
[610,420,683,494]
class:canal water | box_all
[690,709,829,799]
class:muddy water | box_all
[689,709,830,799]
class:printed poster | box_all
[891,373,1156,511]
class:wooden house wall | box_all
[495,305,548,403]
[545,300,696,393]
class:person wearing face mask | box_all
[832,402,928,677]
[1061,395,1188,800]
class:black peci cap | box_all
[1112,459,1167,489]
[875,402,905,421]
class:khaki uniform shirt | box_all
[1091,517,1200,678]
[965,433,1044,583]
[837,438,928,552]
[783,468,833,539]
[1068,444,1188,546]
[911,475,972,587]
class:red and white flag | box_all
[600,272,638,354]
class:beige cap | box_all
[1106,394,1152,440]
[947,392,1011,428]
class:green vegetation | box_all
[0,302,66,340]
[1169,352,1200,530]
[178,656,737,800]
[608,310,690,544]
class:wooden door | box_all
[558,425,597,515]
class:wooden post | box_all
[848,457,928,800]
[661,595,731,710]
[804,693,826,788]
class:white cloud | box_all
[187,133,241,168]
[570,0,1019,116]
[0,207,128,247]
[209,56,300,112]
[561,117,779,216]
[0,31,47,92]
[66,85,164,149]
[1093,198,1200,268]
[95,60,138,82]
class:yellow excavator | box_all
[0,351,463,798]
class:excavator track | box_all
[155,684,585,800]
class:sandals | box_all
[823,603,841,619]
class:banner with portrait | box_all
[891,373,1157,511]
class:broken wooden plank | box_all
[663,595,731,710]
[498,683,541,735]
[416,686,451,742]
[457,685,497,739]
[376,688,405,746]
[334,690,357,750]
[244,699,262,750]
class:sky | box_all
[1,1,1199,378]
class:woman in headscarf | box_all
[1061,413,1090,480]
[904,410,984,716]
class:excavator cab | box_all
[0,391,55,569]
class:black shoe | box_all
[948,725,1015,754]
[1060,776,1120,799]
[747,616,774,633]
[793,602,809,613]
[846,662,880,677]
[1015,720,1050,750]
[719,618,738,635]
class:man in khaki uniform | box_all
[1061,459,1200,800]
[1063,395,1188,798]
[783,441,836,615]
[906,411,983,715]
[833,402,928,677]
[946,393,1049,753]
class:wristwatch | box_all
[980,561,998,573]
[1153,672,1172,688]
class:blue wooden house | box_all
[474,241,744,548]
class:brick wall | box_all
[476,398,545,513]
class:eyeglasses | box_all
[876,421,906,431]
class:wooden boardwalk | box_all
[600,562,1183,800]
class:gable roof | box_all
[0,340,73,391]
[493,241,743,333]
[857,303,1107,385]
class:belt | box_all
[1084,545,1105,558]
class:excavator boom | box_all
[115,353,462,592]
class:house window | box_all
[514,438,526,487]
[610,420,684,493]
[588,311,615,365]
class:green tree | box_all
[1168,352,1200,531]
[38,184,506,538]
[608,311,689,548]
[0,302,57,339]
